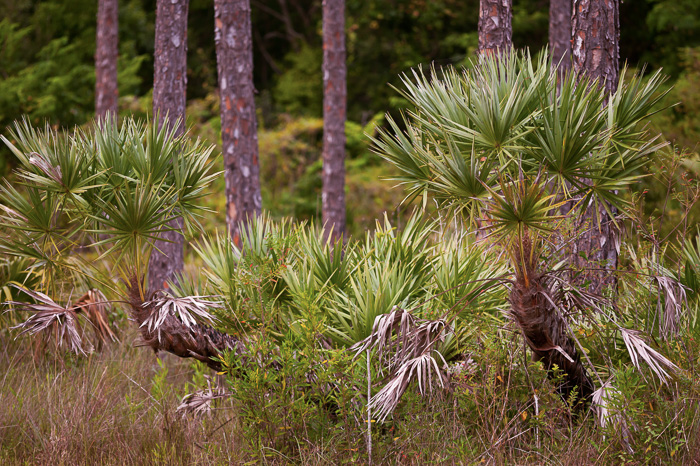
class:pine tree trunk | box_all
[322,0,347,242]
[572,0,619,94]
[149,0,189,293]
[571,0,620,293]
[95,0,118,120]
[214,0,262,247]
[549,0,572,72]
[478,0,513,55]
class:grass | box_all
[0,331,245,465]
[2,326,699,465]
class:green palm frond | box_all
[480,173,566,244]
[0,116,220,295]
[373,49,668,239]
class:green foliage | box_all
[189,211,507,360]
[0,117,219,301]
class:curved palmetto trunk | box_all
[509,234,594,403]
[126,276,245,372]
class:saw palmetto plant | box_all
[371,50,682,408]
[0,116,226,358]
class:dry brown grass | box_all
[0,332,244,465]
[2,328,699,465]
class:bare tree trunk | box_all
[149,0,189,292]
[95,0,118,120]
[571,0,620,294]
[214,0,263,246]
[478,0,513,55]
[321,0,347,242]
[572,0,619,94]
[549,0,571,72]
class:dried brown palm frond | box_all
[74,289,118,348]
[592,381,634,453]
[127,277,245,371]
[177,377,230,417]
[351,307,452,422]
[369,352,448,422]
[620,328,678,384]
[140,292,221,342]
[653,274,687,339]
[8,287,88,355]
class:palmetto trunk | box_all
[214,0,263,247]
[95,0,119,120]
[127,277,244,371]
[509,234,595,404]
[149,0,188,292]
[478,0,513,56]
[322,0,347,242]
[571,0,620,294]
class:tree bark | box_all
[572,0,619,94]
[571,0,620,293]
[322,0,347,242]
[549,0,572,72]
[214,0,263,246]
[478,0,513,56]
[95,0,119,120]
[149,0,189,293]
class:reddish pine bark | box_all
[322,0,347,242]
[572,0,620,94]
[549,0,572,71]
[149,0,189,293]
[214,0,262,246]
[95,0,119,119]
[571,0,620,293]
[478,0,513,55]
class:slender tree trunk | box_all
[572,0,619,94]
[149,0,189,292]
[214,0,263,246]
[478,0,513,55]
[322,0,347,242]
[571,0,620,293]
[95,0,119,120]
[549,0,572,72]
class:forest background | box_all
[2,1,700,464]
[2,0,700,236]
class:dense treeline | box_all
[1,0,699,138]
[3,0,699,237]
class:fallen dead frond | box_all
[351,307,453,422]
[8,287,87,354]
[177,377,230,418]
[141,292,221,342]
[653,274,687,338]
[592,380,634,453]
[620,328,678,384]
[369,352,448,422]
[74,289,118,347]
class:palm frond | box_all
[619,328,678,384]
[177,377,230,417]
[351,307,452,422]
[8,286,88,354]
[140,292,221,342]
